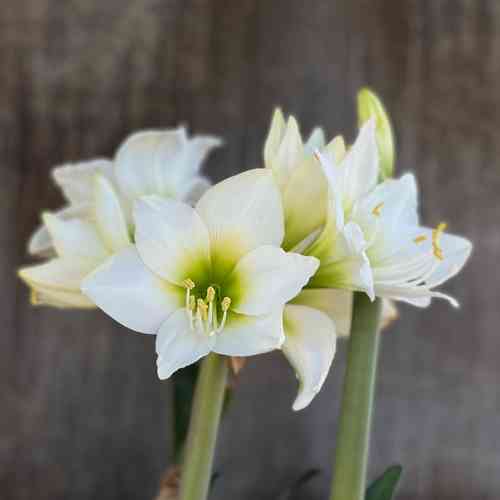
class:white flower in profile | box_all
[28,127,221,256]
[19,176,131,308]
[262,109,372,411]
[348,173,472,307]
[264,108,334,251]
[81,170,319,380]
[315,121,472,307]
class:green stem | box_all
[179,353,228,500]
[330,293,382,500]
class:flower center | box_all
[182,279,231,336]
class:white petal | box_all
[309,222,374,299]
[30,286,95,309]
[114,129,221,202]
[196,169,284,275]
[52,159,113,204]
[291,289,353,338]
[283,304,337,411]
[352,174,419,246]
[43,212,108,261]
[114,130,180,200]
[156,309,215,379]
[273,117,305,189]
[81,246,183,334]
[93,175,131,252]
[423,231,472,287]
[28,204,91,257]
[28,225,54,257]
[19,257,95,290]
[323,135,347,163]
[183,177,212,205]
[134,196,211,286]
[227,246,319,316]
[282,157,328,251]
[304,127,326,154]
[264,108,286,167]
[213,308,284,356]
[164,135,222,188]
[340,119,379,207]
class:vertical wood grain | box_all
[1,1,498,499]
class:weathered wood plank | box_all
[1,1,499,499]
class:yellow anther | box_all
[432,222,447,261]
[372,202,384,217]
[414,235,427,244]
[183,278,195,290]
[197,298,208,321]
[206,286,215,303]
[221,297,231,312]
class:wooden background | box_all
[1,1,498,499]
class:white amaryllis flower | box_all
[19,176,131,308]
[28,127,221,256]
[263,109,367,410]
[81,169,319,380]
[315,121,472,307]
[348,173,472,306]
[20,128,220,309]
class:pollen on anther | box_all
[414,235,427,244]
[432,222,447,261]
[221,297,231,311]
[372,202,384,217]
[206,286,215,303]
[183,278,195,290]
[197,298,208,321]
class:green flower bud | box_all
[357,87,395,180]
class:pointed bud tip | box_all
[356,87,395,180]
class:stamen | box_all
[217,297,232,333]
[206,286,215,303]
[221,297,231,312]
[182,278,195,290]
[183,278,196,310]
[189,295,196,311]
[372,202,384,217]
[197,299,208,322]
[414,235,427,244]
[432,222,447,261]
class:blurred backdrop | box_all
[1,1,498,499]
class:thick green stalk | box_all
[330,293,382,500]
[179,353,228,500]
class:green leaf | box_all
[365,465,402,500]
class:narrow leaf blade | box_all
[365,465,402,500]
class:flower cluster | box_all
[19,92,471,411]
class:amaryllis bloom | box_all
[20,128,221,309]
[82,170,319,379]
[28,127,221,256]
[348,173,472,306]
[264,108,329,251]
[263,109,365,410]
[19,176,130,308]
[315,122,472,307]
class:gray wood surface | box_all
[1,1,498,499]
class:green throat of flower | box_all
[182,278,232,336]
